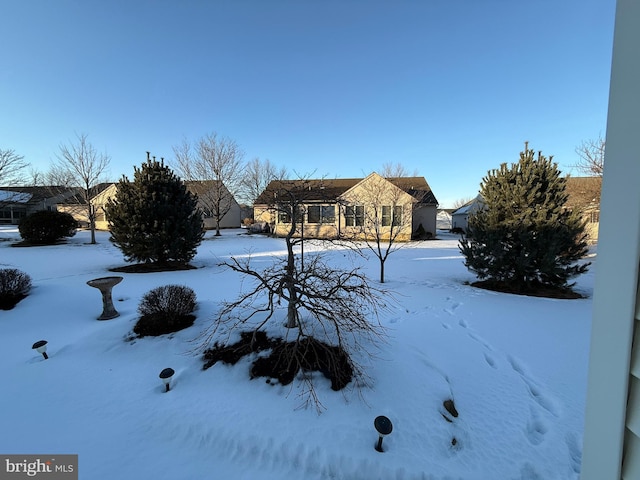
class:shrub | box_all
[106,154,204,265]
[18,210,78,245]
[0,268,32,310]
[134,285,197,336]
[459,143,589,294]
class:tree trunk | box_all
[284,228,298,328]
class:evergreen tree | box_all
[106,153,204,264]
[459,143,590,293]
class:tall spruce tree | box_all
[106,153,204,265]
[459,143,590,294]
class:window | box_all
[321,206,335,224]
[381,206,391,226]
[308,206,320,224]
[381,205,403,227]
[393,206,403,226]
[345,205,364,226]
[589,211,600,223]
[308,205,335,224]
[278,210,291,223]
[279,206,304,224]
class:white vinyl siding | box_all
[581,1,640,478]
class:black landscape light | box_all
[32,340,49,360]
[159,368,175,392]
[374,415,393,452]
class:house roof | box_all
[452,194,485,215]
[62,182,115,204]
[565,176,601,209]
[0,186,80,204]
[0,190,32,203]
[254,175,438,206]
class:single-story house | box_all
[436,209,454,231]
[0,186,79,225]
[60,181,240,231]
[253,172,439,241]
[450,195,485,233]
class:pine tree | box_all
[459,143,590,294]
[106,153,204,265]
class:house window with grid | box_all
[308,205,335,224]
[345,205,364,226]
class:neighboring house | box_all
[57,183,114,228]
[450,178,601,241]
[184,180,241,230]
[450,195,485,232]
[0,186,79,225]
[436,209,454,231]
[564,176,602,244]
[253,173,438,241]
[64,181,240,231]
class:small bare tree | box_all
[50,133,111,244]
[574,135,605,177]
[173,133,244,236]
[340,172,420,283]
[203,179,388,411]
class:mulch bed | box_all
[471,279,583,299]
[110,262,197,273]
[203,331,354,391]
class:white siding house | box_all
[450,195,485,233]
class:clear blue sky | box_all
[1,0,615,208]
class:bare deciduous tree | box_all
[380,162,419,178]
[49,133,111,244]
[202,179,388,411]
[574,135,605,177]
[238,157,287,206]
[340,172,421,283]
[0,148,29,190]
[173,133,244,236]
[452,197,474,209]
[0,149,30,213]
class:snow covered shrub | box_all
[0,268,32,310]
[18,210,78,245]
[134,285,196,336]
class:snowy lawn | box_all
[0,227,593,480]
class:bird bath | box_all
[87,276,123,320]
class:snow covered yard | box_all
[0,227,593,479]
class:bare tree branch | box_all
[173,133,244,236]
[49,133,111,244]
[573,135,605,177]
[238,157,287,207]
[0,149,29,187]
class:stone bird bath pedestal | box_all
[87,276,123,320]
